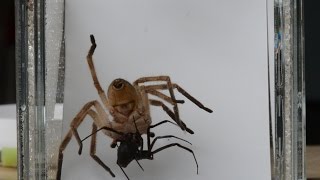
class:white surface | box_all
[63,0,272,180]
[0,104,17,148]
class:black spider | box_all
[79,120,198,180]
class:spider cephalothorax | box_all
[108,79,139,108]
[56,35,212,180]
[108,78,140,118]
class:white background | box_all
[63,0,272,179]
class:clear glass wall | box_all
[15,0,65,179]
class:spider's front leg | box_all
[56,100,119,180]
[134,76,184,130]
[149,99,194,134]
[89,123,116,177]
[56,101,98,180]
[134,76,212,134]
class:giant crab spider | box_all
[56,35,212,180]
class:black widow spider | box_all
[78,119,199,180]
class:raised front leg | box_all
[86,34,113,111]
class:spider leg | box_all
[149,119,178,129]
[150,135,192,150]
[71,101,114,154]
[134,76,183,130]
[149,99,194,134]
[146,89,185,104]
[56,129,72,180]
[90,123,116,177]
[118,164,130,180]
[144,120,198,174]
[148,119,178,138]
[172,83,213,113]
[146,120,190,152]
[151,143,199,174]
[57,100,119,180]
[145,83,213,113]
[86,34,113,112]
[56,101,97,180]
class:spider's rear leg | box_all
[149,99,194,134]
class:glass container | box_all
[15,0,305,179]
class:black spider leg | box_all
[132,118,144,171]
[77,126,124,178]
[149,119,178,129]
[150,135,192,148]
[118,164,130,180]
[151,142,199,174]
[135,159,144,171]
[118,160,144,180]
[147,120,177,151]
[147,120,192,148]
[147,120,199,174]
[80,126,124,143]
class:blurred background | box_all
[0,0,15,104]
[305,0,320,145]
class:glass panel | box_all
[15,0,65,179]
[272,0,305,179]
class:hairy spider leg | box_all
[149,99,194,134]
[134,76,213,133]
[133,76,183,130]
[145,83,213,113]
[87,35,113,112]
[88,35,153,138]
[56,101,118,180]
[89,123,116,177]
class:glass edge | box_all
[272,0,305,179]
[15,0,49,179]
[15,0,29,179]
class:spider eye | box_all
[113,79,124,90]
